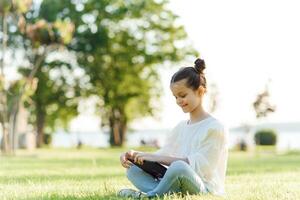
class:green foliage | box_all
[0,0,12,14]
[19,60,80,133]
[254,129,277,145]
[1,0,79,150]
[0,0,32,14]
[37,0,198,145]
[4,0,198,146]
[0,78,36,124]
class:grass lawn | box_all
[1,147,300,200]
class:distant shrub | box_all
[43,133,52,145]
[254,129,277,145]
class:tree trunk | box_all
[0,13,11,154]
[1,123,11,154]
[36,109,45,148]
[11,102,19,151]
[109,108,127,146]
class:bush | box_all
[43,133,52,145]
[254,129,277,145]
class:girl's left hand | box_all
[133,152,157,164]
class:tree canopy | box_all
[1,0,198,149]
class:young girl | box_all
[119,58,228,198]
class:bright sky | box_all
[129,0,300,130]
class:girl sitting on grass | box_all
[119,58,228,198]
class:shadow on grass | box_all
[20,194,120,200]
[0,157,121,167]
[19,193,158,200]
[0,173,124,184]
[20,193,211,200]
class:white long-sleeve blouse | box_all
[155,116,228,196]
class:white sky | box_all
[128,0,300,130]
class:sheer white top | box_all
[156,116,228,196]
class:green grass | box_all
[1,147,300,200]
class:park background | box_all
[1,0,300,199]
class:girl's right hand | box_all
[120,150,137,168]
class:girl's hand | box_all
[125,149,138,160]
[134,152,157,164]
[120,152,132,168]
[120,150,138,168]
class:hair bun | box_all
[194,58,205,74]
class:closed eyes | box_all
[174,94,187,99]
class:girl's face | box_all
[170,79,203,113]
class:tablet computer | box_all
[128,158,167,179]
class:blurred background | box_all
[1,0,300,154]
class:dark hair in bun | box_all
[194,58,205,74]
[170,58,207,90]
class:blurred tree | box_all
[0,78,37,150]
[76,0,197,146]
[19,60,80,147]
[17,3,78,147]
[0,0,34,154]
[38,0,198,146]
[253,82,276,119]
[1,0,76,151]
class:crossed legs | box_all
[126,160,207,197]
